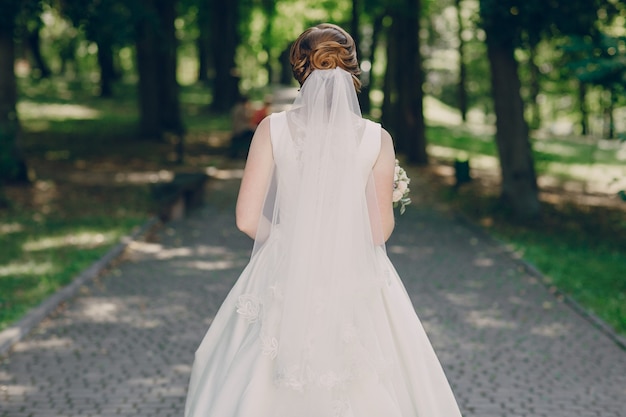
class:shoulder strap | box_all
[269,111,287,150]
[361,119,382,170]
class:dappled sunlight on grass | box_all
[539,161,626,193]
[18,101,102,121]
[533,141,580,157]
[428,144,499,171]
[427,122,626,201]
[0,261,57,278]
[113,170,175,184]
[0,187,149,330]
[0,223,24,234]
[22,231,118,252]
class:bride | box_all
[184,23,463,417]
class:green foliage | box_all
[60,0,134,45]
[0,0,41,29]
[563,34,626,91]
[479,0,608,48]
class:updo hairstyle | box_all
[289,23,361,91]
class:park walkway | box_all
[1,167,625,417]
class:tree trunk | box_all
[136,0,162,139]
[262,0,275,84]
[381,19,399,145]
[394,0,427,165]
[486,41,539,218]
[603,87,615,139]
[156,0,183,134]
[351,0,366,111]
[210,0,240,112]
[578,80,588,135]
[279,45,292,85]
[135,0,183,139]
[26,18,51,78]
[455,0,467,122]
[0,18,28,183]
[97,39,115,97]
[527,43,541,130]
[196,1,211,83]
[360,14,383,115]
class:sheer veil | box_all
[250,68,391,400]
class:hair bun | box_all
[309,41,342,70]
[290,24,361,91]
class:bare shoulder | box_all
[256,115,271,135]
[380,127,394,147]
[379,127,395,156]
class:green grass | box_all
[0,186,150,330]
[506,230,626,334]
[1,76,231,331]
[427,124,626,185]
[426,123,626,335]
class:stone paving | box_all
[1,169,625,417]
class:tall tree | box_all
[209,0,240,112]
[455,0,468,122]
[196,0,211,83]
[261,0,275,84]
[385,0,427,164]
[526,42,541,130]
[135,0,184,139]
[0,0,33,184]
[479,1,539,217]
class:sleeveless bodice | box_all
[269,111,381,226]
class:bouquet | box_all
[393,159,411,215]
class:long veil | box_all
[251,68,394,411]
[185,67,464,417]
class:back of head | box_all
[289,23,361,91]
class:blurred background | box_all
[0,0,624,337]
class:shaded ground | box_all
[1,167,625,417]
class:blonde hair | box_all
[290,23,361,91]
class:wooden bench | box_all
[151,172,208,221]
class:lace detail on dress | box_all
[331,399,352,417]
[236,294,261,323]
[275,364,353,391]
[261,335,278,359]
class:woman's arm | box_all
[235,116,274,239]
[372,128,396,242]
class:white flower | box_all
[396,180,408,193]
[392,189,404,203]
[261,335,278,359]
[392,160,412,214]
[236,294,261,323]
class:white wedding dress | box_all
[185,69,463,417]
